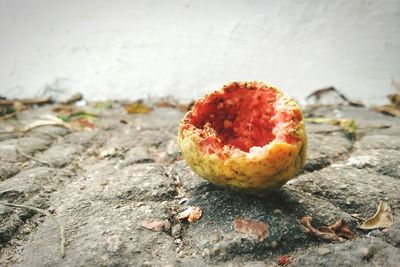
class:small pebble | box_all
[317,247,331,256]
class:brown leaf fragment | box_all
[177,206,203,223]
[234,218,269,243]
[75,118,96,129]
[373,105,400,117]
[299,216,355,242]
[359,201,394,230]
[140,220,170,232]
[0,96,52,106]
[188,207,202,223]
[328,218,356,240]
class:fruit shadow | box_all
[188,182,308,221]
[184,183,311,256]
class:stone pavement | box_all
[0,103,399,266]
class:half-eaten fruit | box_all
[178,81,307,193]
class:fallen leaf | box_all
[372,93,400,117]
[234,218,269,243]
[388,93,400,108]
[74,118,96,130]
[278,255,290,266]
[373,105,400,117]
[188,207,202,223]
[327,218,356,240]
[304,117,333,124]
[299,216,355,242]
[359,201,394,230]
[305,117,356,137]
[125,101,152,114]
[339,119,357,136]
[94,100,113,110]
[141,220,170,232]
[177,206,203,223]
[300,216,342,242]
[69,111,98,121]
[54,109,98,131]
[23,115,70,132]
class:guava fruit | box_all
[178,81,307,193]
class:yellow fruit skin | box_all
[178,82,307,193]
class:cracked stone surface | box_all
[0,103,399,266]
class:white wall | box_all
[1,0,399,105]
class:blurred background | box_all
[0,0,399,105]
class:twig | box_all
[0,189,25,197]
[0,112,17,120]
[0,201,65,258]
[0,97,52,106]
[350,214,366,222]
[306,87,364,107]
[286,251,310,266]
[311,125,390,135]
[311,129,343,134]
[15,146,52,167]
[0,131,18,134]
[23,121,71,133]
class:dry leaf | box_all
[388,93,400,108]
[234,218,269,243]
[177,206,203,223]
[327,218,355,240]
[53,105,98,131]
[76,118,96,129]
[373,105,400,117]
[188,207,202,223]
[359,201,394,230]
[23,115,70,132]
[141,220,170,232]
[305,117,356,137]
[299,216,355,242]
[94,100,113,110]
[373,93,400,117]
[125,101,152,114]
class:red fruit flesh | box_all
[188,83,301,153]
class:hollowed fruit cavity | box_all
[188,82,301,153]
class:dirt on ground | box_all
[0,101,399,266]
